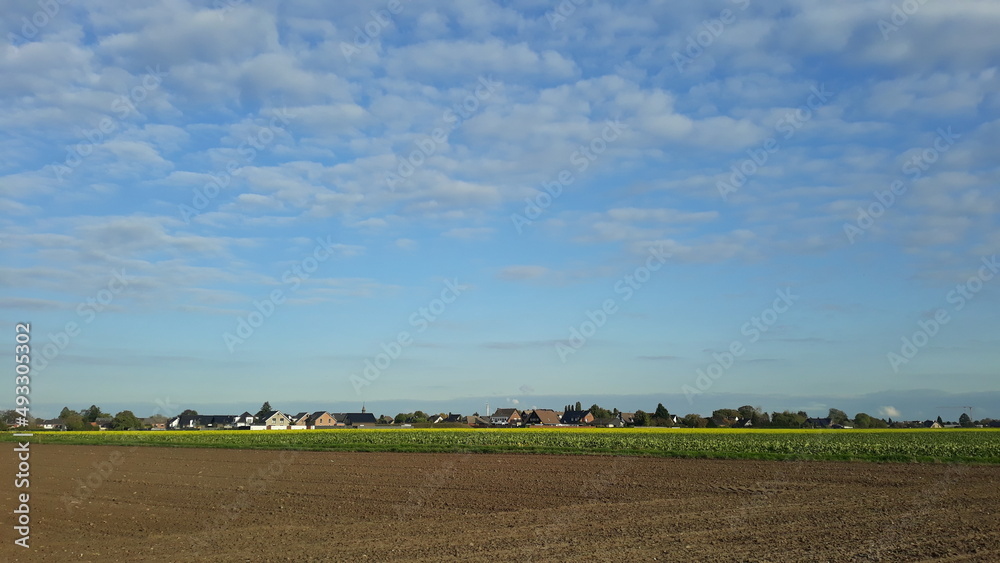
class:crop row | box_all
[4,429,1000,463]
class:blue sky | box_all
[2,0,999,420]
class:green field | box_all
[4,427,1000,463]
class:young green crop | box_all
[4,428,999,463]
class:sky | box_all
[2,0,998,421]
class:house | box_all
[443,413,463,423]
[167,415,242,429]
[234,412,255,428]
[732,418,754,428]
[561,410,595,425]
[589,417,624,428]
[711,415,741,428]
[922,420,943,429]
[490,408,522,426]
[618,412,636,425]
[40,419,65,430]
[343,412,378,426]
[805,417,833,429]
[257,411,292,429]
[312,411,338,428]
[465,415,490,427]
[199,415,240,428]
[291,412,311,426]
[140,417,166,430]
[168,415,197,429]
[427,413,444,424]
[377,414,395,425]
[95,417,114,430]
[524,409,562,426]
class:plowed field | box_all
[3,445,998,561]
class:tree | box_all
[81,405,108,423]
[633,410,650,427]
[854,413,872,429]
[589,404,612,419]
[869,417,889,429]
[737,405,756,420]
[575,401,582,411]
[771,411,806,428]
[256,402,272,418]
[959,413,973,428]
[180,409,198,416]
[1,410,24,426]
[112,410,142,430]
[828,408,849,425]
[936,416,944,425]
[654,403,670,420]
[59,407,74,419]
[62,412,86,431]
[712,408,740,421]
[680,413,706,428]
[394,413,408,424]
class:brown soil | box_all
[3,445,998,562]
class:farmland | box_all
[2,445,999,561]
[4,428,1000,463]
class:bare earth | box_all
[3,445,999,562]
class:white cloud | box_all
[879,406,901,419]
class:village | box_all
[20,403,997,432]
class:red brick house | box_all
[311,411,338,428]
[490,408,522,426]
